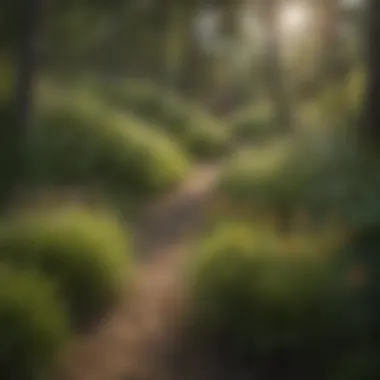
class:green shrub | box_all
[218,130,380,227]
[319,68,365,122]
[333,350,380,380]
[182,117,230,159]
[229,102,277,143]
[186,221,359,377]
[218,139,319,211]
[27,95,189,201]
[0,266,69,380]
[298,68,365,138]
[329,223,380,380]
[0,206,132,329]
[341,223,380,342]
[94,79,231,159]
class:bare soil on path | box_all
[54,164,221,380]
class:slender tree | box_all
[318,0,344,85]
[363,0,380,142]
[259,0,293,131]
[14,0,41,135]
[2,0,42,209]
[213,0,243,113]
[179,0,211,101]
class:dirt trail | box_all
[54,164,221,380]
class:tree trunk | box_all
[212,0,242,114]
[260,0,293,132]
[178,2,208,102]
[362,0,380,142]
[14,0,41,136]
[318,0,343,85]
[219,0,240,38]
[1,0,41,210]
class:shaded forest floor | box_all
[54,164,221,380]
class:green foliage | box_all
[299,68,365,136]
[229,102,278,144]
[218,139,318,211]
[218,127,380,229]
[0,266,69,380]
[187,221,359,377]
[332,349,380,380]
[319,68,365,121]
[27,91,189,201]
[94,79,231,159]
[340,223,380,339]
[0,206,131,329]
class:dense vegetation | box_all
[0,267,69,380]
[92,79,232,159]
[186,221,360,379]
[30,88,191,200]
[0,206,132,378]
[179,63,380,378]
[1,0,379,379]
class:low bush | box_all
[218,128,380,229]
[0,206,132,329]
[27,94,189,201]
[93,79,231,159]
[0,266,69,380]
[298,68,365,138]
[186,221,361,378]
[340,223,380,341]
[318,68,365,123]
[218,139,318,212]
[229,102,278,144]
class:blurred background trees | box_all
[3,1,380,379]
[1,0,366,117]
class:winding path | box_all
[54,164,221,380]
